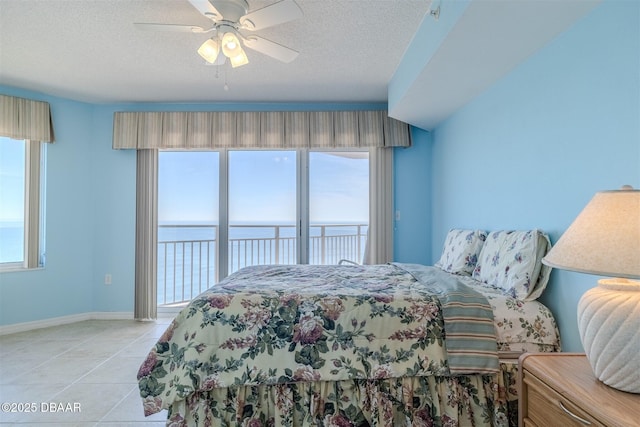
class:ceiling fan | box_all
[135,0,303,68]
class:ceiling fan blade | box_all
[134,23,210,33]
[187,0,222,20]
[240,0,303,31]
[243,35,299,63]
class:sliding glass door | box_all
[157,149,369,306]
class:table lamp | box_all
[542,185,640,394]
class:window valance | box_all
[112,110,411,149]
[0,94,55,142]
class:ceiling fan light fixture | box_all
[221,32,243,58]
[197,38,220,63]
[229,49,249,68]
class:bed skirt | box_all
[163,361,519,427]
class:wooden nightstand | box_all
[518,353,640,427]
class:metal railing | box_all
[157,223,367,306]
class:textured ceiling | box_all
[0,0,431,104]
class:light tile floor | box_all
[0,319,174,426]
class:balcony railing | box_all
[157,224,367,306]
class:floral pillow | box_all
[435,229,487,276]
[472,230,552,301]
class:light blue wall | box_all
[393,127,432,264]
[89,105,137,313]
[0,87,95,324]
[426,0,640,352]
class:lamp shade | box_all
[542,186,640,279]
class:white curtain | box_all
[113,110,411,149]
[25,141,42,268]
[135,149,158,321]
[364,147,394,264]
[0,94,55,142]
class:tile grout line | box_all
[0,319,171,426]
[49,326,159,401]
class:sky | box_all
[0,137,25,223]
[158,150,369,225]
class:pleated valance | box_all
[0,94,55,142]
[112,110,411,149]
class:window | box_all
[0,137,46,270]
[157,149,369,305]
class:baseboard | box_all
[0,311,134,336]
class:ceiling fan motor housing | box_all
[208,0,249,22]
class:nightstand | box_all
[518,353,640,427]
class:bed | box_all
[138,229,560,426]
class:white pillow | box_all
[435,229,487,276]
[472,230,551,300]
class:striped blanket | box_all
[393,263,499,374]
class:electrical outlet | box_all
[395,210,401,221]
[104,274,112,285]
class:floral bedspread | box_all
[138,263,501,416]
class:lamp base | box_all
[578,278,640,393]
